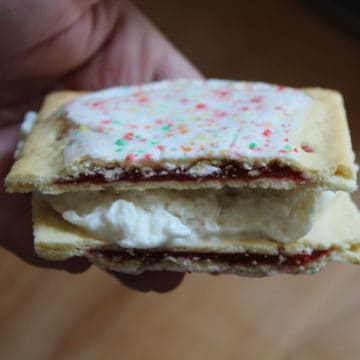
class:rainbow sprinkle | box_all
[62,79,313,165]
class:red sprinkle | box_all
[125,132,134,140]
[143,154,152,161]
[91,100,107,108]
[196,103,207,110]
[301,144,314,153]
[216,90,230,97]
[262,129,272,137]
[214,110,227,118]
[125,154,135,162]
[250,96,263,103]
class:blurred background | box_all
[1,0,360,359]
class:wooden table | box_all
[1,1,360,359]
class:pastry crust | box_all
[5,80,360,276]
[32,192,360,275]
[5,81,357,193]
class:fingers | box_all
[1,1,198,293]
[29,256,92,274]
[0,124,20,189]
[0,189,92,274]
[0,123,91,275]
[109,271,185,293]
[152,39,203,81]
[126,0,203,81]
[0,125,182,288]
[0,0,112,76]
[64,0,202,89]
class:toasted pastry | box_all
[6,79,360,275]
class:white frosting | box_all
[61,80,313,170]
[43,189,333,248]
[21,111,37,135]
[15,111,37,158]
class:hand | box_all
[0,0,202,292]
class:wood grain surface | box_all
[1,1,360,359]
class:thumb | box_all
[153,40,203,80]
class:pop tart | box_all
[6,79,360,275]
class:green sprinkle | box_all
[150,140,159,145]
[116,148,123,152]
[58,108,67,117]
[249,142,257,149]
[112,120,121,125]
[135,135,142,140]
[284,144,292,151]
[116,139,125,146]
[137,149,145,154]
[162,125,172,131]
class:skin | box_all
[0,0,202,292]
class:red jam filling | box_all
[57,162,309,184]
[88,249,330,267]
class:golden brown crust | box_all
[5,86,357,193]
[300,88,356,183]
[5,92,82,193]
[7,84,360,276]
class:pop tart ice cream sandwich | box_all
[5,79,360,275]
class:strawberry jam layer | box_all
[57,162,309,184]
[88,249,330,267]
